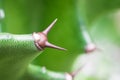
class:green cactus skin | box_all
[0,33,39,80]
[22,64,68,80]
[0,33,70,80]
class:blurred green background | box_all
[1,0,120,80]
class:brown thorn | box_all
[85,43,103,53]
[33,19,66,51]
[85,43,96,53]
[65,65,85,80]
[42,18,58,35]
[70,66,83,78]
[35,42,43,50]
[45,41,67,51]
[68,63,86,80]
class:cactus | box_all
[0,0,120,80]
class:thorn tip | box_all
[42,18,58,35]
[45,41,66,51]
